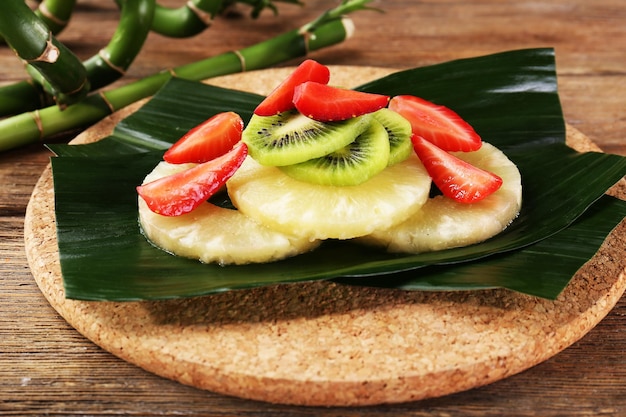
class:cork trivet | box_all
[24,67,626,406]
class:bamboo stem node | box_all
[186,1,214,26]
[30,109,44,141]
[38,2,69,26]
[99,92,116,114]
[98,49,127,76]
[31,32,60,64]
[232,50,246,72]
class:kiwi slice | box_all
[372,108,413,166]
[278,118,391,186]
[242,110,371,166]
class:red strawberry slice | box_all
[389,95,482,152]
[293,82,390,122]
[411,135,502,203]
[137,142,248,216]
[254,59,331,116]
[163,111,244,164]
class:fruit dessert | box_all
[137,60,522,265]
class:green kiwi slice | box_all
[372,108,413,166]
[242,110,371,166]
[278,118,391,186]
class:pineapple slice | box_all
[138,162,320,265]
[358,142,522,253]
[227,154,432,240]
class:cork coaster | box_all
[24,67,626,406]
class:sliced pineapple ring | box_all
[138,162,320,265]
[227,154,433,240]
[358,142,522,253]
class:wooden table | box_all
[2,0,625,415]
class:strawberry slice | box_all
[411,135,502,203]
[163,111,244,164]
[254,59,331,116]
[389,95,482,152]
[137,142,248,216]
[293,82,390,122]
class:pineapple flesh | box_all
[357,142,522,253]
[139,142,521,264]
[227,153,433,240]
[138,162,320,265]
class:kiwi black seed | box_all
[278,119,391,186]
[242,110,372,166]
[372,108,413,166]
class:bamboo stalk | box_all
[0,0,155,116]
[34,0,77,36]
[148,0,302,38]
[0,0,298,116]
[0,0,89,107]
[0,0,370,152]
[82,0,155,90]
[149,0,221,38]
[27,0,155,100]
[227,0,303,19]
[0,0,77,42]
[0,80,53,115]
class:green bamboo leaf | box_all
[50,48,626,300]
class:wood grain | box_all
[1,0,625,415]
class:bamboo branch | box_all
[120,0,303,38]
[0,0,155,116]
[229,0,303,19]
[0,0,368,152]
[0,0,89,107]
[0,0,77,43]
[34,0,77,36]
[148,0,222,38]
[0,0,299,116]
[82,0,156,91]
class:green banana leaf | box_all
[49,48,626,301]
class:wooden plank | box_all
[1,0,625,414]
